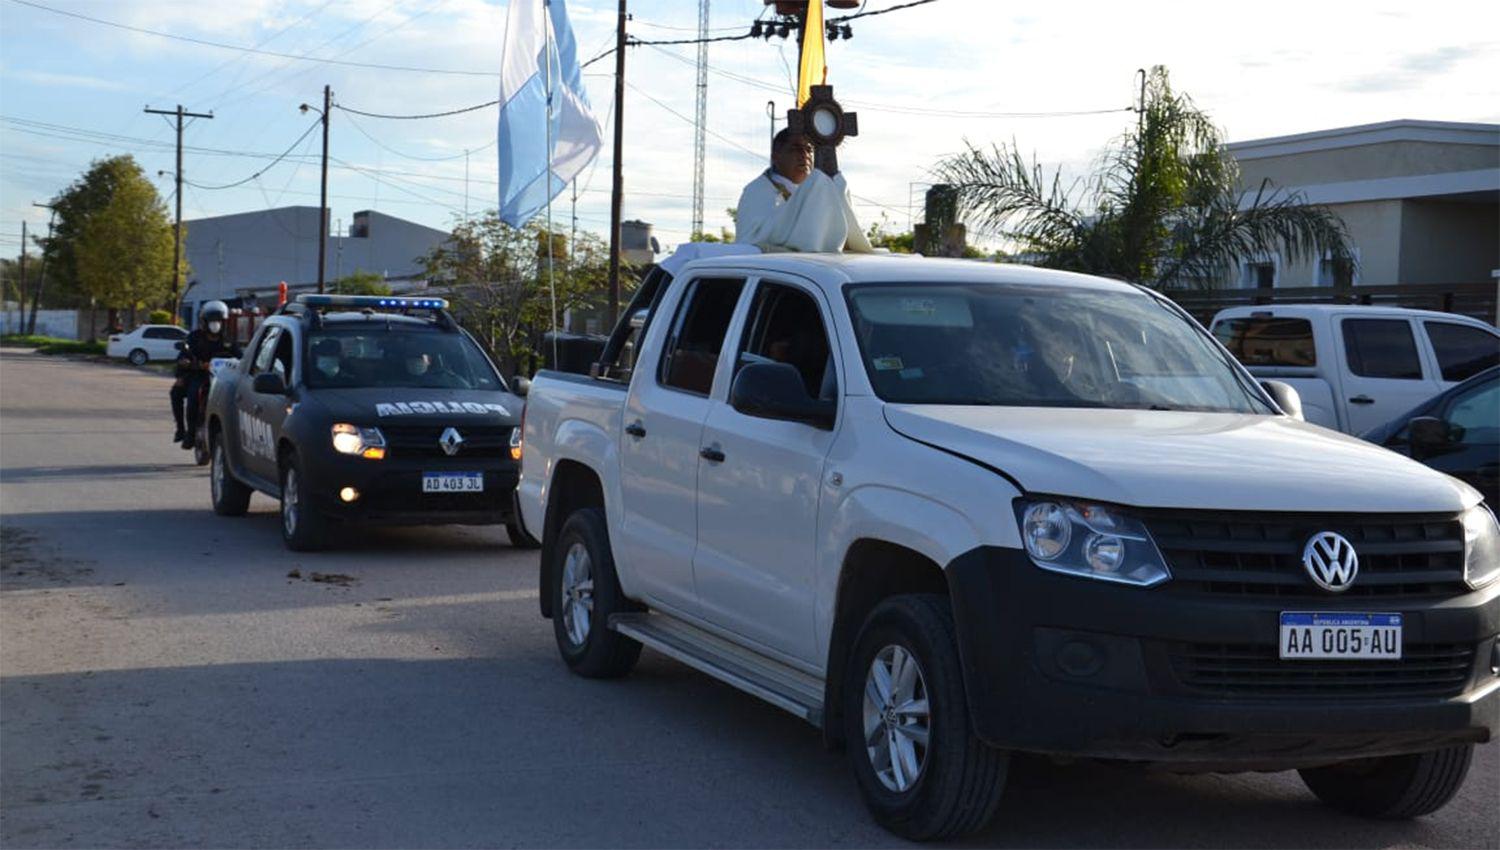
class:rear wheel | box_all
[279,452,328,551]
[550,508,640,678]
[843,594,1008,841]
[1299,745,1474,819]
[127,348,148,366]
[209,435,252,516]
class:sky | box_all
[1,0,1497,261]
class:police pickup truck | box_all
[205,294,532,551]
[517,249,1498,840]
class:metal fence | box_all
[1166,283,1499,327]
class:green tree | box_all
[934,67,1354,288]
[334,270,392,295]
[73,168,177,324]
[46,156,179,310]
[420,214,609,376]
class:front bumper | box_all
[946,547,1500,769]
[301,453,519,526]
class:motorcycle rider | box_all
[175,301,241,449]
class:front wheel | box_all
[843,594,1008,841]
[1299,745,1474,819]
[550,508,640,678]
[210,436,252,516]
[279,453,328,551]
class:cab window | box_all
[657,278,746,396]
[1342,319,1421,380]
[269,328,294,383]
[250,326,283,375]
[736,281,835,401]
[1446,378,1499,447]
[1425,322,1499,382]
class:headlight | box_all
[1018,500,1170,587]
[1462,504,1500,590]
[331,423,386,459]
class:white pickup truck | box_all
[516,250,1499,840]
[1210,305,1499,435]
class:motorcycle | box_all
[190,357,237,466]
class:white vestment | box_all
[735,169,873,253]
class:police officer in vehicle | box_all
[173,300,240,449]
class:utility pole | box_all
[317,85,332,293]
[690,0,709,239]
[144,104,213,311]
[16,220,27,330]
[766,100,777,150]
[28,203,55,335]
[606,0,626,326]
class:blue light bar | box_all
[296,294,449,310]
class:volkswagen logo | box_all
[1302,531,1359,592]
[439,427,465,457]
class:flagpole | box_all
[544,0,559,369]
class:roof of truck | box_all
[1212,303,1496,325]
[674,250,1139,294]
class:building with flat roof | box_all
[1225,120,1499,289]
[179,207,450,318]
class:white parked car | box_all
[517,251,1498,840]
[106,324,189,366]
[1210,305,1499,434]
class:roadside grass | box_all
[0,335,106,356]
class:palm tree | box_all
[935,67,1355,289]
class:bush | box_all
[147,309,176,325]
[0,334,106,356]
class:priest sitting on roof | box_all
[735,129,873,254]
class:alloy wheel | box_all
[282,468,299,537]
[559,541,595,647]
[862,644,932,793]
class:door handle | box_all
[625,420,647,439]
[699,444,726,463]
[1349,395,1375,405]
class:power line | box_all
[6,0,497,78]
[334,101,498,120]
[829,0,941,23]
[340,112,496,162]
[184,120,322,190]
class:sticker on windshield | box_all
[899,367,924,380]
[900,298,937,316]
[873,356,904,371]
[376,401,511,417]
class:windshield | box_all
[844,283,1269,413]
[304,325,504,391]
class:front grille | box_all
[1169,641,1476,699]
[1144,510,1467,598]
[380,424,513,459]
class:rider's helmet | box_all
[200,300,229,334]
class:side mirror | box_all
[252,372,288,396]
[1261,380,1304,421]
[1408,416,1454,457]
[729,362,835,430]
[512,375,531,398]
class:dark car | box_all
[1363,365,1498,505]
[204,294,536,551]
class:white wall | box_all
[0,309,79,339]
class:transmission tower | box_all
[690,0,710,239]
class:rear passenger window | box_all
[658,278,746,396]
[1342,319,1421,380]
[1425,322,1499,382]
[1212,317,1316,367]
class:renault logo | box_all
[1302,531,1359,592]
[439,427,464,457]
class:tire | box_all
[506,516,541,549]
[1299,745,1474,819]
[843,594,1008,841]
[127,348,149,366]
[210,435,252,517]
[279,451,328,552]
[549,508,641,678]
[192,428,211,466]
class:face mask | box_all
[317,356,339,374]
[206,320,223,334]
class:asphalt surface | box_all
[0,347,1496,849]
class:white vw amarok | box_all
[516,250,1499,841]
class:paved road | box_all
[1,348,1496,849]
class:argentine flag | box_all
[498,0,602,228]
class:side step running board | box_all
[610,612,824,726]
